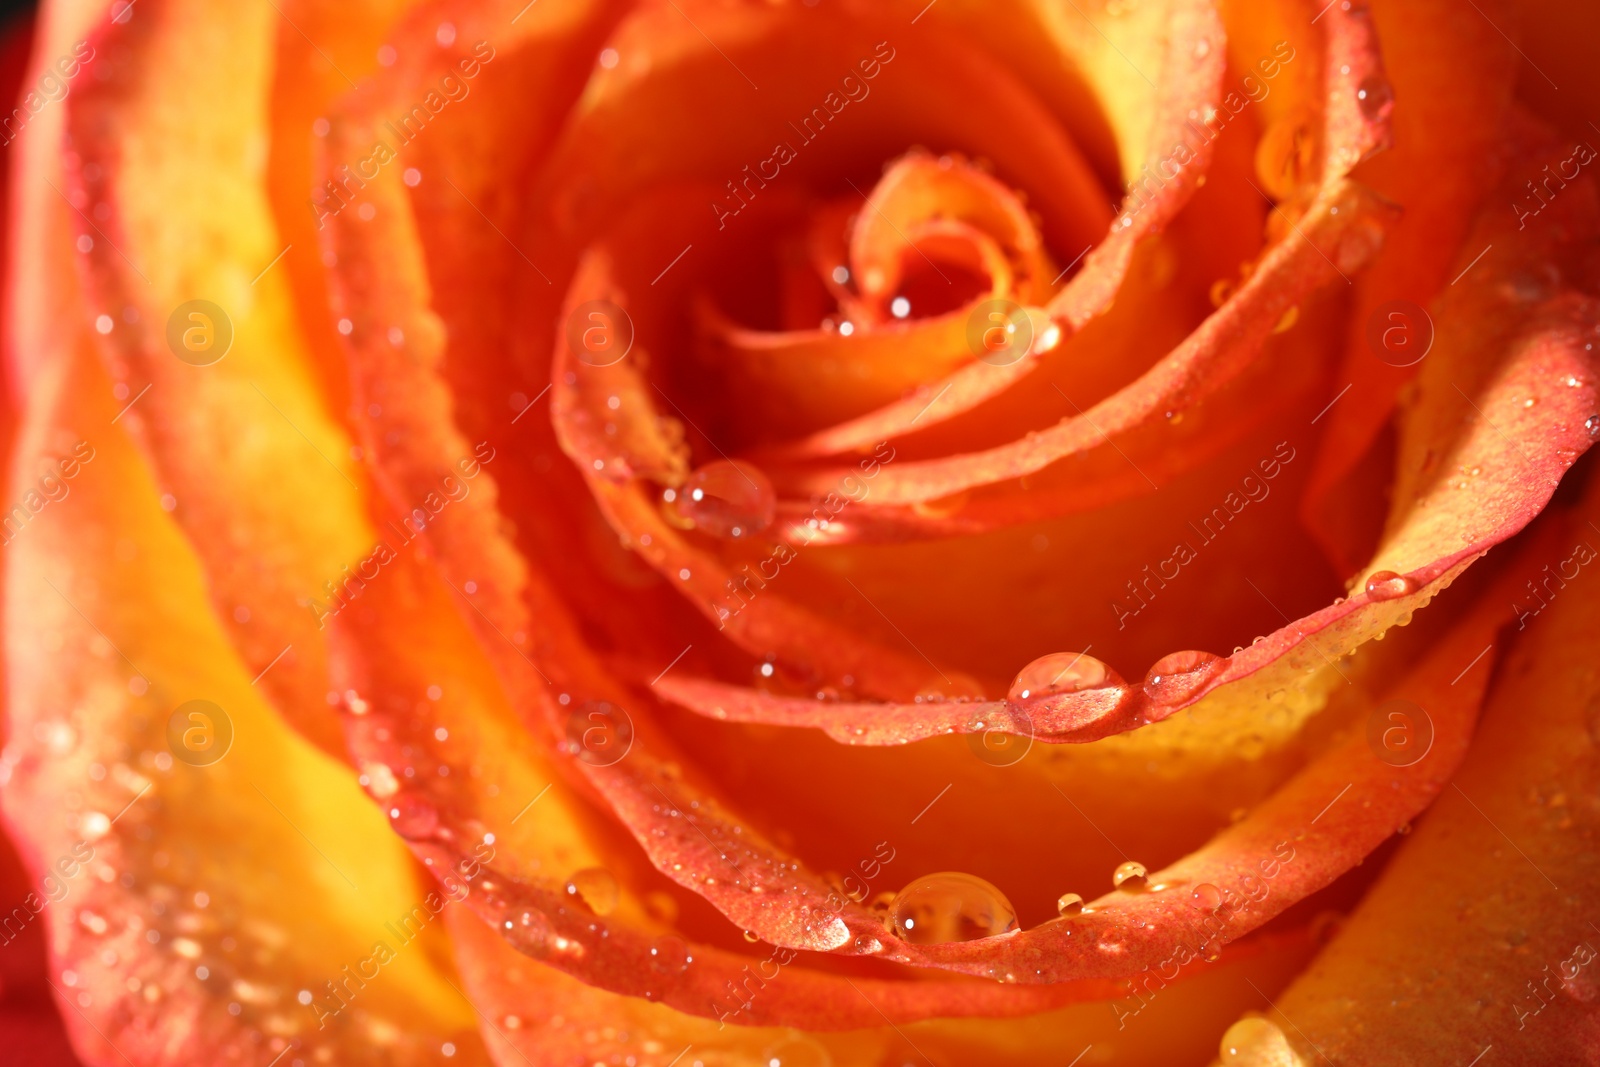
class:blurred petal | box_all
[1,346,485,1063]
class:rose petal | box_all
[762,181,1396,525]
[62,0,413,759]
[1300,0,1523,574]
[2,346,484,1064]
[847,531,1529,981]
[325,546,1139,1024]
[1250,485,1600,1063]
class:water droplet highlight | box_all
[1112,861,1148,889]
[564,868,619,916]
[1142,650,1223,703]
[1586,414,1600,436]
[386,794,439,840]
[1008,652,1123,701]
[1364,570,1415,600]
[648,935,691,974]
[1190,883,1223,912]
[888,872,1017,944]
[1056,892,1085,916]
[672,460,775,539]
[1355,75,1393,122]
[1219,1015,1299,1065]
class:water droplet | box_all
[1364,570,1415,600]
[1355,75,1393,122]
[1272,305,1299,334]
[1202,941,1225,963]
[742,928,760,943]
[763,1036,833,1067]
[1254,110,1318,199]
[672,460,775,539]
[1008,652,1123,701]
[1219,1015,1298,1064]
[1194,38,1210,57]
[506,910,553,957]
[1209,278,1235,307]
[648,934,691,974]
[1586,414,1600,436]
[1142,650,1223,703]
[1056,892,1085,916]
[1189,883,1223,912]
[386,794,439,840]
[564,868,619,916]
[1112,861,1147,889]
[888,872,1017,944]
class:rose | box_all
[2,0,1599,1064]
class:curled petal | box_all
[1254,487,1600,1064]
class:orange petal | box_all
[2,342,482,1065]
[62,0,409,759]
[1246,478,1600,1063]
[1300,0,1522,574]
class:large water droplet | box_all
[1219,1015,1301,1065]
[506,909,553,957]
[564,868,619,916]
[1254,110,1318,199]
[888,872,1017,944]
[1364,570,1415,600]
[1142,650,1223,703]
[1189,883,1223,912]
[1008,652,1123,701]
[648,934,691,974]
[1112,861,1148,889]
[1056,892,1085,916]
[1355,75,1393,122]
[386,794,439,840]
[672,460,775,539]
[763,1036,833,1067]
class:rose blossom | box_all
[1,0,1598,1064]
